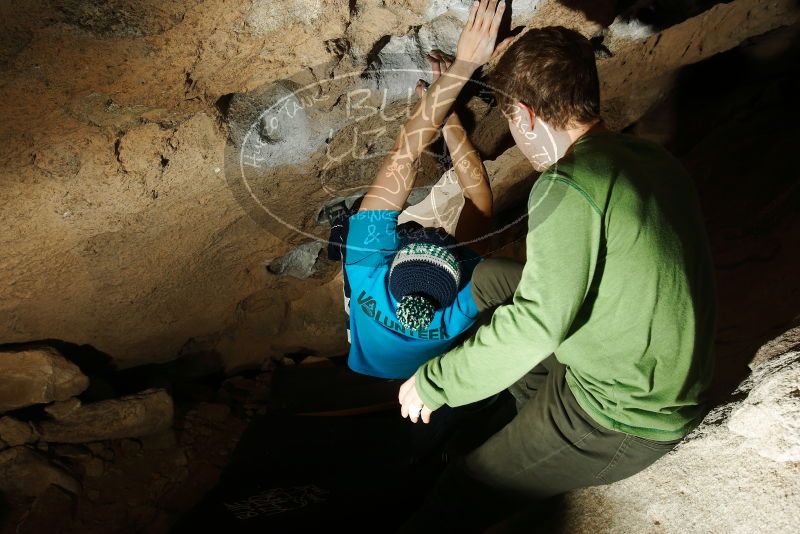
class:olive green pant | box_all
[401,259,681,531]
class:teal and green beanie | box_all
[389,232,461,331]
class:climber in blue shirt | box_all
[343,211,484,378]
[328,51,494,379]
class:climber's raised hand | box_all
[361,19,484,212]
[456,0,506,67]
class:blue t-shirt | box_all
[344,210,482,379]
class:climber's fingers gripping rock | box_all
[456,0,506,67]
[416,50,454,97]
[428,49,454,82]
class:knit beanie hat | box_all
[389,226,461,331]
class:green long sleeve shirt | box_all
[416,132,716,441]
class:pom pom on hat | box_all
[396,294,436,331]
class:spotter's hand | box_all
[399,375,433,424]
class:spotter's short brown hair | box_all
[490,26,600,129]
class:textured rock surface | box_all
[0,0,797,371]
[14,484,77,534]
[0,416,38,448]
[751,323,800,368]
[0,347,89,412]
[726,351,800,463]
[267,241,325,279]
[558,341,800,533]
[0,447,81,497]
[36,389,174,443]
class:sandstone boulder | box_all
[0,416,38,448]
[0,447,81,497]
[557,337,800,533]
[14,484,76,533]
[0,347,89,413]
[36,389,174,444]
[751,323,800,368]
[267,241,324,279]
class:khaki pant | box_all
[401,258,681,532]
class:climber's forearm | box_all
[359,133,418,211]
[359,60,477,212]
[444,115,492,212]
[404,59,476,158]
[443,114,493,247]
[443,115,491,205]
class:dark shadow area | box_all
[104,351,227,401]
[172,411,442,532]
[0,494,9,533]
[0,339,116,376]
[214,92,234,117]
[630,22,800,405]
[614,0,734,31]
[558,0,735,30]
[557,0,617,27]
[0,338,231,407]
[171,358,516,532]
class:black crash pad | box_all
[171,411,450,532]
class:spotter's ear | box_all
[519,101,536,123]
[503,101,534,123]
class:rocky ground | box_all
[559,327,800,534]
[0,344,282,533]
[1,328,798,533]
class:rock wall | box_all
[1,0,798,371]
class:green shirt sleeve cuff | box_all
[415,364,445,411]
